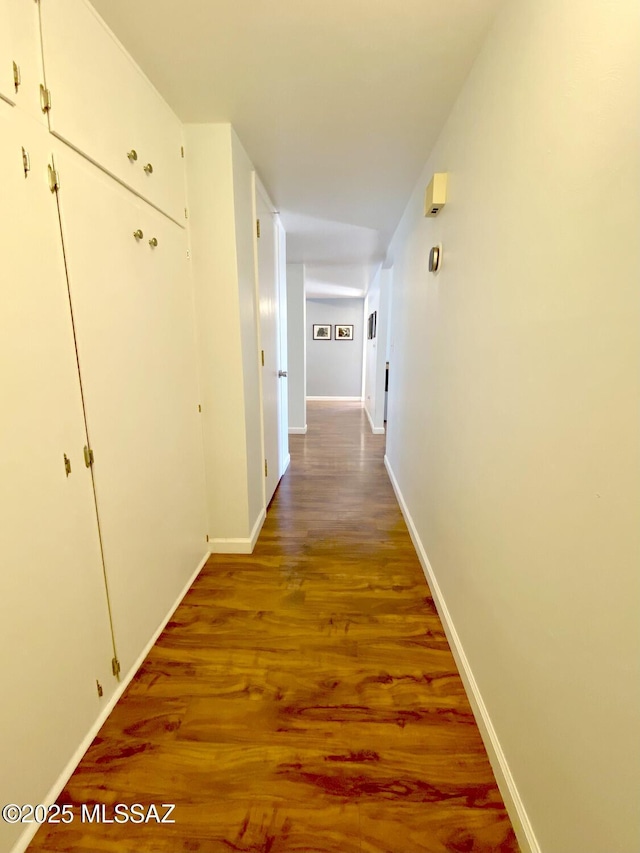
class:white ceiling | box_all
[91,0,503,296]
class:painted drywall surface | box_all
[364,268,392,431]
[306,298,364,397]
[376,270,391,425]
[385,1,640,852]
[364,274,380,425]
[286,264,307,429]
[231,129,265,531]
[184,124,250,540]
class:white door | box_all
[276,218,290,471]
[0,111,115,853]
[54,145,207,677]
[256,185,281,504]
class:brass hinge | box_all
[39,84,52,113]
[111,657,121,679]
[261,349,265,366]
[181,145,184,158]
[83,445,94,468]
[198,404,202,412]
[206,534,209,543]
[13,61,21,92]
[22,147,30,178]
[64,453,71,477]
[256,219,260,239]
[264,459,268,477]
[96,680,103,698]
[47,163,60,192]
[184,207,189,220]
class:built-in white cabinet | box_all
[0,106,117,853]
[0,0,46,120]
[54,145,206,676]
[0,2,17,104]
[1,7,210,850]
[39,0,186,224]
[0,0,22,106]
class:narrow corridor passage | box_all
[30,402,518,853]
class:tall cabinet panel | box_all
[39,0,186,224]
[0,108,116,853]
[0,0,16,104]
[54,146,207,677]
[0,0,46,119]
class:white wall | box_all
[185,124,264,548]
[231,129,265,531]
[364,277,379,421]
[364,267,391,433]
[286,264,307,431]
[384,2,640,852]
[306,298,364,398]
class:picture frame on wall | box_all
[313,324,332,340]
[335,324,354,341]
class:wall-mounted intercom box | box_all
[424,172,448,217]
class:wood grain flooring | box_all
[29,401,518,853]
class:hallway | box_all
[29,402,517,853]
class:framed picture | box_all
[335,324,354,341]
[313,324,331,340]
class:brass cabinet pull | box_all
[149,237,158,247]
[133,229,143,240]
[127,149,138,162]
[143,163,153,174]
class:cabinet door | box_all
[134,82,186,225]
[0,0,15,104]
[0,108,116,853]
[39,0,186,223]
[3,0,47,119]
[54,146,207,677]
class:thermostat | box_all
[429,244,442,273]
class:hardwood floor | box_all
[29,401,518,853]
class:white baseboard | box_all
[11,549,211,853]
[281,453,291,475]
[289,425,307,434]
[209,508,266,554]
[306,396,362,402]
[365,403,385,435]
[383,455,540,853]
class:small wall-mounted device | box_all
[424,172,448,217]
[429,244,442,273]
